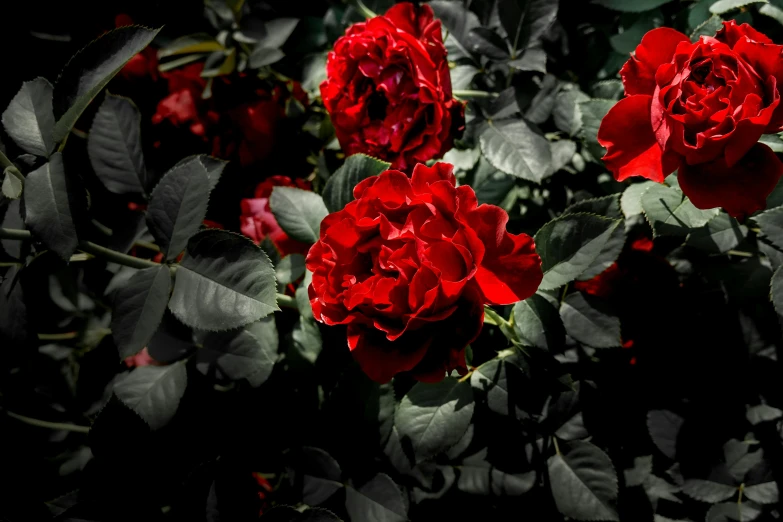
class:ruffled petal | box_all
[598,95,681,183]
[678,143,783,218]
[621,28,691,96]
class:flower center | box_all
[367,91,389,120]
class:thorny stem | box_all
[6,410,90,434]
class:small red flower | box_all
[240,176,312,257]
[598,21,783,217]
[320,3,464,171]
[152,63,209,137]
[305,163,543,383]
[124,347,162,368]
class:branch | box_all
[6,411,90,434]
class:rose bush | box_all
[306,162,543,383]
[598,21,783,217]
[320,2,464,170]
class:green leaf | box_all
[563,195,625,280]
[322,153,390,213]
[258,18,300,47]
[689,0,715,29]
[146,159,210,260]
[563,194,623,219]
[759,133,783,152]
[642,184,720,237]
[621,181,657,218]
[687,213,748,253]
[681,479,737,503]
[345,473,407,522]
[158,33,222,58]
[513,293,565,350]
[705,502,762,522]
[755,205,783,251]
[395,377,475,463]
[551,140,578,172]
[202,317,278,387]
[269,186,329,244]
[471,349,530,418]
[23,152,80,261]
[498,0,559,55]
[0,266,30,346]
[113,363,187,430]
[560,291,621,348]
[594,0,673,11]
[111,266,172,359]
[553,89,591,137]
[610,13,659,54]
[292,317,322,364]
[249,47,286,68]
[744,482,778,504]
[710,0,767,15]
[480,119,553,183]
[2,78,55,156]
[2,167,23,199]
[87,94,146,194]
[746,404,783,425]
[169,230,279,331]
[647,410,683,459]
[173,154,227,192]
[624,456,653,487]
[548,440,619,521]
[579,99,615,160]
[534,213,622,291]
[508,48,547,73]
[429,1,481,60]
[53,25,161,142]
[277,254,306,285]
[301,446,343,506]
[691,15,725,41]
[591,80,624,100]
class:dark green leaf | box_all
[553,89,591,137]
[560,291,621,348]
[551,140,577,172]
[0,267,30,346]
[24,152,80,261]
[691,15,725,41]
[480,119,553,183]
[53,26,161,142]
[2,167,23,199]
[257,18,299,48]
[508,47,547,73]
[301,446,343,506]
[429,1,481,60]
[173,155,227,193]
[624,456,653,487]
[534,213,622,290]
[450,64,479,89]
[269,187,329,244]
[746,404,783,425]
[322,153,390,213]
[277,254,306,285]
[681,479,737,503]
[113,363,187,430]
[760,3,783,24]
[1,198,25,259]
[579,99,615,160]
[705,502,762,522]
[563,195,625,279]
[688,0,715,29]
[755,205,783,251]
[2,78,55,156]
[471,349,530,418]
[293,317,322,364]
[642,184,720,237]
[513,293,565,350]
[169,230,279,331]
[610,13,659,54]
[594,0,674,12]
[548,440,619,521]
[744,482,778,504]
[249,47,286,68]
[345,473,407,522]
[202,317,278,387]
[759,133,783,153]
[87,94,146,194]
[687,213,748,253]
[710,0,767,15]
[647,410,683,459]
[146,158,210,260]
[467,27,509,59]
[111,266,172,359]
[395,377,475,463]
[158,33,222,58]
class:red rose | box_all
[152,63,212,137]
[305,163,543,383]
[598,21,783,217]
[124,347,162,368]
[320,3,464,171]
[240,176,312,257]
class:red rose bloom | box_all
[320,3,464,171]
[305,163,543,383]
[240,176,312,257]
[152,63,212,137]
[598,21,783,217]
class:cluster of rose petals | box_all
[306,163,543,383]
[320,3,464,171]
[598,21,783,217]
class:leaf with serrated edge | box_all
[111,265,172,359]
[681,479,737,503]
[548,440,619,521]
[322,153,390,213]
[269,186,329,244]
[744,482,778,504]
[88,94,146,194]
[53,25,161,142]
[395,378,475,463]
[277,254,306,285]
[345,473,407,522]
[146,159,210,260]
[480,119,553,183]
[113,363,187,430]
[560,291,621,348]
[2,78,55,156]
[647,410,684,459]
[202,317,278,387]
[169,230,279,331]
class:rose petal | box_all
[678,143,783,218]
[621,27,691,96]
[598,95,681,183]
[715,20,773,47]
[348,325,430,383]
